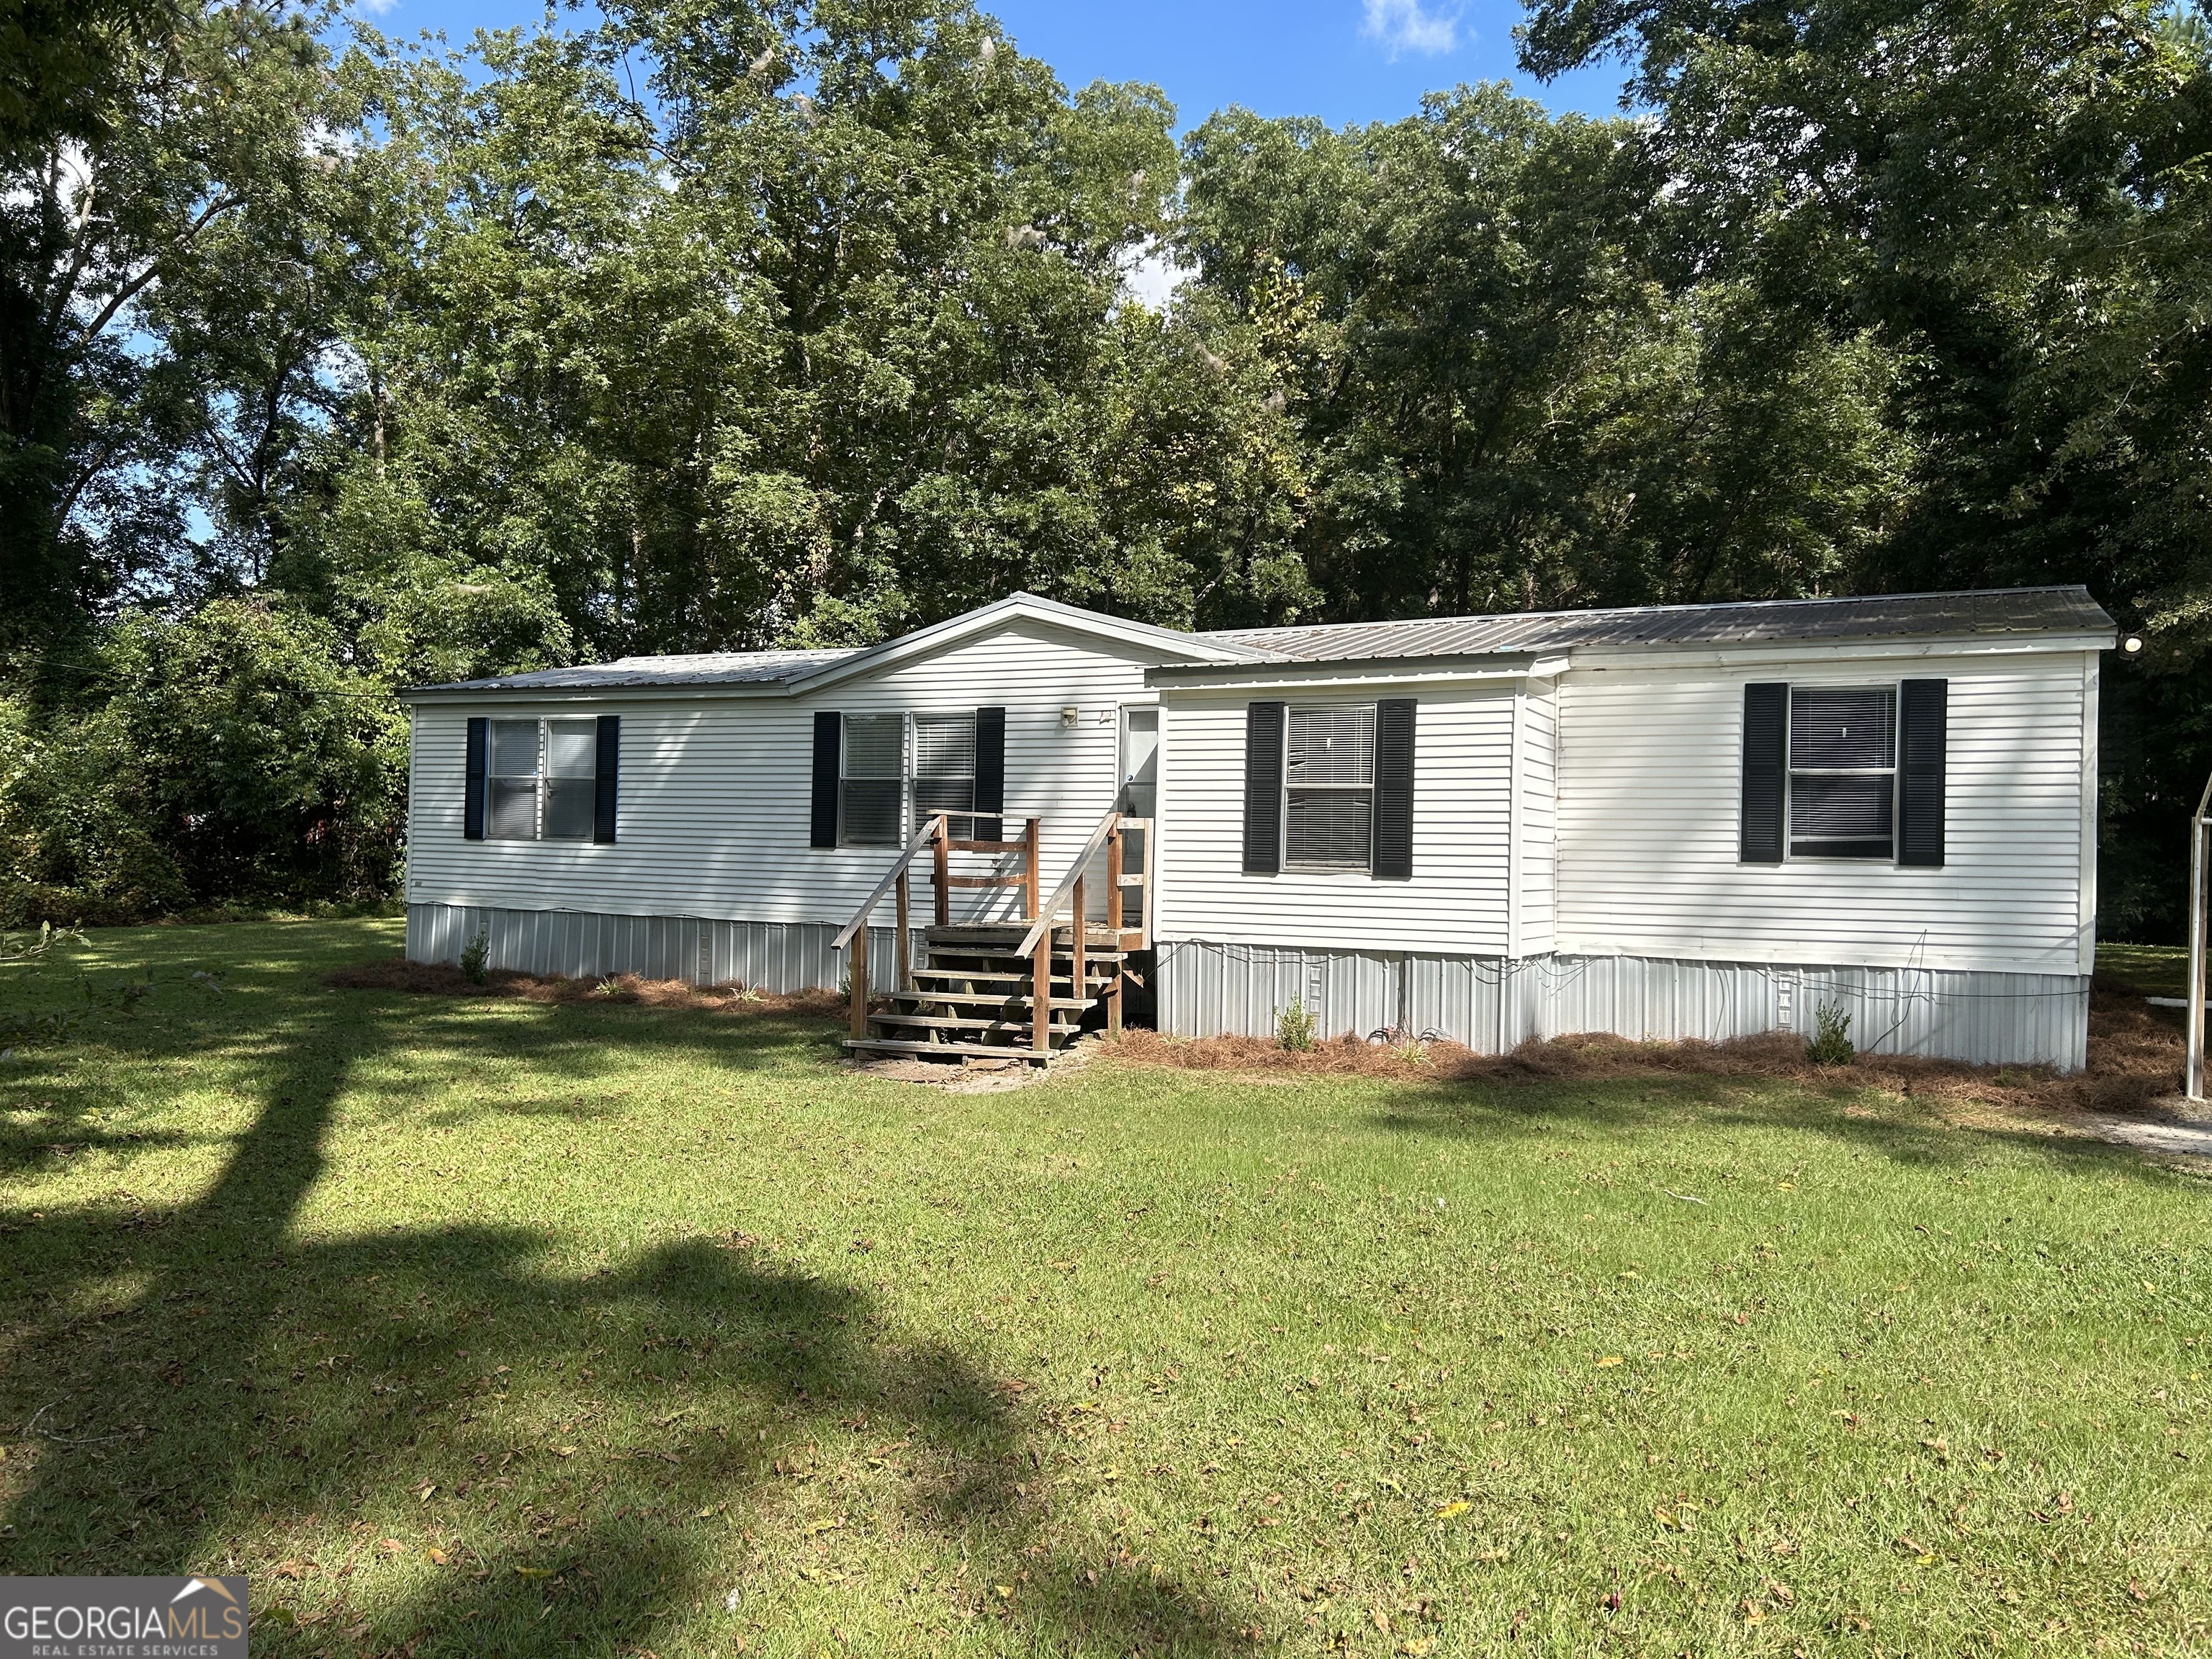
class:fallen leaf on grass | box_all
[1596,1355,1624,1369]
[515,1566,553,1579]
[376,1538,404,1556]
[426,1547,450,1565]
[1434,1500,1470,1519]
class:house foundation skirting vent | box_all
[407,902,914,997]
[406,905,2091,1072]
[1153,940,2090,1073]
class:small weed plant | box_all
[1805,1001,1855,1066]
[1277,999,1317,1052]
[459,931,491,985]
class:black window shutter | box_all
[464,716,488,840]
[1898,678,1947,867]
[810,711,841,848]
[1242,701,1286,875]
[1372,698,1416,880]
[1740,683,1787,863]
[593,715,621,844]
[974,706,1005,841]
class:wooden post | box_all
[933,817,950,927]
[850,921,869,1041]
[895,867,911,993]
[1105,819,1125,1035]
[1071,874,1087,1015]
[1105,819,1123,932]
[1031,927,1051,1056]
[1022,817,1040,921]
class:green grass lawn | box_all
[2098,943,2193,999]
[1,922,2207,1657]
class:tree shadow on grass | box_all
[1362,1070,2184,1183]
[0,991,1245,1655]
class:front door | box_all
[1119,708,1158,930]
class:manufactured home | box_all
[398,586,2116,1070]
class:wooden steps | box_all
[846,921,1138,1064]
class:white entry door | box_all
[1119,709,1158,929]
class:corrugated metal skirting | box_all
[406,903,912,995]
[1155,941,2090,1071]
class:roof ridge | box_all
[1202,585,2094,637]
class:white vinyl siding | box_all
[1554,650,2095,974]
[1156,684,1513,954]
[404,619,1164,927]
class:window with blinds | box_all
[1285,705,1375,868]
[840,714,904,846]
[912,711,976,833]
[487,718,598,840]
[1788,687,1896,860]
[837,711,981,845]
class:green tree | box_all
[0,599,404,924]
[289,0,1305,665]
[1179,86,1907,621]
[1,3,369,634]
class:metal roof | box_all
[412,647,861,693]
[1194,585,2114,664]
[409,585,2113,696]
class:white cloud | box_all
[1116,239,1188,313]
[1362,0,1462,58]
[354,0,398,16]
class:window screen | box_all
[841,714,903,846]
[488,719,541,840]
[487,718,601,840]
[543,719,598,840]
[912,711,976,833]
[1789,687,1896,860]
[1285,706,1375,868]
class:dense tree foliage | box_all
[0,0,2204,933]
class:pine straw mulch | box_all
[1104,976,2189,1130]
[323,956,844,1020]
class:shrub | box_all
[459,932,491,985]
[1277,999,1316,1053]
[1805,1002,1855,1066]
[0,601,408,925]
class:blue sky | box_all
[352,0,1633,130]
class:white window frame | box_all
[1785,683,1899,863]
[838,711,981,846]
[838,713,907,848]
[1282,703,1377,873]
[487,716,598,842]
[909,711,977,836]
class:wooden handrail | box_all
[833,814,947,950]
[1016,809,1125,959]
